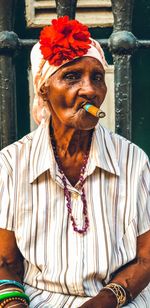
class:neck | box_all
[50,118,93,157]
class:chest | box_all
[57,152,86,186]
[15,166,137,228]
[14,168,138,281]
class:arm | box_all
[0,228,24,281]
[0,157,27,306]
[110,230,150,298]
[0,228,25,307]
[79,230,150,308]
[79,157,150,307]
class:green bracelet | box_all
[0,291,30,304]
[0,280,25,292]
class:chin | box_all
[60,109,99,130]
[76,113,99,130]
[68,118,98,130]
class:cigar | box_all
[82,103,106,118]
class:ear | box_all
[39,84,48,102]
[32,95,50,125]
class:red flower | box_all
[39,16,91,66]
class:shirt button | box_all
[72,192,79,199]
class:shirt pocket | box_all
[118,217,138,264]
[110,217,138,278]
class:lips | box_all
[81,101,87,108]
[76,100,98,112]
[81,101,97,108]
[75,101,86,111]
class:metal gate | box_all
[0,0,150,155]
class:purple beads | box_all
[50,130,90,235]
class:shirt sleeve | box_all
[0,154,14,231]
[137,158,150,236]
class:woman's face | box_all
[46,57,107,130]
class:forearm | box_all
[0,260,26,307]
[0,230,26,307]
[0,255,24,283]
[0,229,24,282]
[81,231,150,308]
[110,230,150,300]
[110,256,150,299]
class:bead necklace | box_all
[50,130,91,234]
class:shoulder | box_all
[98,124,149,169]
[0,130,36,175]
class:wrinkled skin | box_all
[45,56,107,131]
[42,57,107,185]
[78,289,117,308]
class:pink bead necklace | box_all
[50,130,91,234]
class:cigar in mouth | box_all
[82,103,106,118]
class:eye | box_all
[63,72,81,81]
[93,73,104,81]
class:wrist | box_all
[101,282,131,307]
[97,289,118,308]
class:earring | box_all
[41,106,49,125]
[40,86,48,102]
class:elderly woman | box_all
[0,16,149,308]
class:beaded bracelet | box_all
[0,281,24,292]
[0,292,29,305]
[103,283,127,307]
[0,297,28,308]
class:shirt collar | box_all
[29,123,55,183]
[88,123,120,176]
[29,122,120,183]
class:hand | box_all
[78,289,117,308]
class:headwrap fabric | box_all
[31,39,107,94]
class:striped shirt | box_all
[0,122,149,308]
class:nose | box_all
[78,77,96,101]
